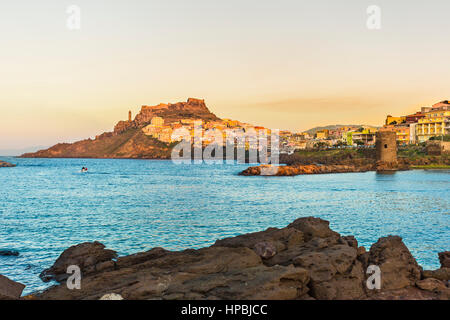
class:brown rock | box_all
[116,247,168,269]
[0,161,16,168]
[375,160,399,172]
[287,217,339,241]
[367,236,421,290]
[0,250,19,256]
[240,164,374,176]
[291,243,363,300]
[365,286,442,300]
[422,268,450,281]
[0,275,25,300]
[416,278,447,292]
[254,242,277,259]
[438,251,450,268]
[39,241,117,282]
[31,217,449,301]
[163,265,310,300]
[214,227,304,260]
[311,274,365,300]
[357,246,366,256]
[114,120,133,135]
[342,236,358,249]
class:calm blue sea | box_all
[0,157,449,294]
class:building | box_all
[151,116,164,127]
[346,127,378,146]
[316,129,329,139]
[142,117,167,139]
[351,131,376,145]
[416,101,450,142]
[328,126,356,139]
[156,127,173,143]
[405,111,425,123]
[385,115,406,125]
[181,119,196,125]
[222,119,240,128]
[295,132,311,140]
[409,123,417,144]
[383,124,410,145]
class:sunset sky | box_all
[1,0,449,152]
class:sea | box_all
[0,157,449,294]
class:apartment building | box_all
[416,101,450,142]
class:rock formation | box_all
[25,217,449,300]
[0,250,19,256]
[239,164,375,176]
[21,129,173,159]
[21,98,219,159]
[39,241,117,283]
[438,251,450,268]
[0,160,16,167]
[0,275,25,300]
[113,98,219,135]
[134,98,219,127]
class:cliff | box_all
[22,217,449,300]
[21,98,219,159]
[114,98,219,134]
[21,129,173,159]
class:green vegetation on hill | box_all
[429,135,450,142]
[304,124,365,135]
[398,145,427,159]
[281,148,375,165]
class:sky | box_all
[1,0,449,151]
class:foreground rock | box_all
[0,161,15,168]
[439,251,450,268]
[0,275,25,300]
[30,217,449,300]
[39,241,117,283]
[365,236,421,290]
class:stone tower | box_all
[376,130,398,171]
[128,110,132,122]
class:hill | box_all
[21,98,218,159]
[305,124,367,135]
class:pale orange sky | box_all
[1,0,449,150]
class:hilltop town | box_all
[116,99,450,153]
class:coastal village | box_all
[116,99,450,154]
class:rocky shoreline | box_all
[3,217,447,300]
[239,164,374,176]
[0,160,15,168]
[239,162,410,176]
